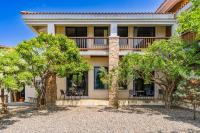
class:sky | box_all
[0,0,164,46]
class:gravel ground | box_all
[0,106,200,133]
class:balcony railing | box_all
[69,37,168,51]
[69,37,109,50]
[119,37,169,50]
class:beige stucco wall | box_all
[55,25,166,100]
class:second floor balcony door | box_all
[66,27,87,48]
[134,27,155,48]
[94,27,108,45]
[118,27,128,46]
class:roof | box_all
[156,0,189,13]
[21,11,171,15]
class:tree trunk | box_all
[1,89,7,113]
[164,90,172,109]
[13,91,17,102]
[45,72,57,106]
[193,102,196,120]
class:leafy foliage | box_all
[178,0,200,39]
[0,49,32,112]
[120,36,199,109]
[16,33,89,106]
[0,49,32,91]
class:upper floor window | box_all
[134,27,155,37]
[66,27,87,37]
[94,67,108,89]
[94,27,108,45]
[118,27,128,45]
[118,27,128,37]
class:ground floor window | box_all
[94,67,108,89]
[133,78,154,97]
[66,72,88,96]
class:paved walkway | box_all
[0,106,200,133]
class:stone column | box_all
[108,35,119,108]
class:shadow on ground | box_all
[0,106,72,130]
[98,105,200,130]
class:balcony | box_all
[70,37,168,51]
[119,37,169,50]
[69,37,109,50]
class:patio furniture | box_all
[129,90,134,97]
[28,97,37,103]
[60,89,66,99]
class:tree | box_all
[120,37,198,109]
[0,49,32,113]
[16,33,89,107]
[99,54,141,108]
[175,72,200,120]
[178,0,200,39]
[99,67,119,108]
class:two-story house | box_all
[19,0,191,105]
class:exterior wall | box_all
[55,26,65,34]
[156,26,166,37]
[88,56,109,99]
[24,85,36,102]
[55,25,166,100]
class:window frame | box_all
[94,66,108,90]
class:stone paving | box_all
[0,106,200,133]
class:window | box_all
[118,27,128,45]
[66,27,87,37]
[134,27,155,37]
[94,67,108,89]
[118,27,128,37]
[94,27,108,45]
[66,27,87,48]
[133,78,154,97]
[66,73,88,96]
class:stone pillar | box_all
[108,35,119,108]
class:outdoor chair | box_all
[129,90,134,98]
[60,89,66,99]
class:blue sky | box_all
[0,0,164,46]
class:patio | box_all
[0,106,200,133]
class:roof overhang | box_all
[21,11,176,26]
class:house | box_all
[20,0,192,105]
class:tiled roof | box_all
[21,11,171,15]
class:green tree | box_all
[175,72,200,120]
[120,37,199,109]
[178,0,200,39]
[16,33,89,107]
[99,67,119,108]
[0,49,32,113]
